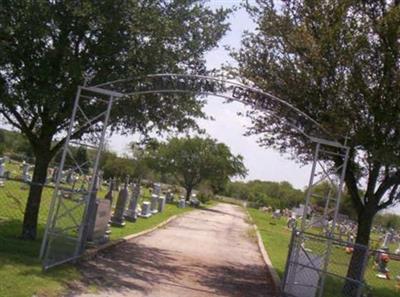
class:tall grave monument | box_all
[111,178,129,227]
[125,182,141,222]
[0,158,5,187]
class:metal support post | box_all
[74,95,114,257]
[40,87,82,260]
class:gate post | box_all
[75,95,114,256]
[39,87,82,260]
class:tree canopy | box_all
[231,0,400,288]
[0,0,231,239]
[147,136,248,200]
[223,180,304,209]
[232,0,400,242]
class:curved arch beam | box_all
[84,73,346,147]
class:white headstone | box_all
[125,183,140,222]
[382,232,391,249]
[0,158,5,177]
[165,191,173,203]
[51,167,59,182]
[140,201,152,218]
[178,199,186,208]
[22,163,31,182]
[104,179,114,205]
[153,183,161,196]
[87,199,112,244]
[151,194,158,214]
[0,158,5,187]
[111,181,129,227]
[158,196,166,213]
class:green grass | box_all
[0,218,80,297]
[248,208,400,297]
[0,165,200,297]
[247,208,292,278]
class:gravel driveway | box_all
[71,203,277,297]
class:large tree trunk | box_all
[21,153,51,240]
[185,186,193,201]
[342,205,375,296]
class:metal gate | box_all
[282,230,369,297]
[40,87,117,270]
[40,73,349,270]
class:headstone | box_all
[190,197,200,207]
[98,170,104,190]
[52,167,59,182]
[66,170,74,184]
[287,214,297,229]
[125,183,140,222]
[178,199,186,208]
[104,180,114,234]
[22,163,31,182]
[0,158,5,187]
[110,180,129,227]
[158,196,166,213]
[165,191,173,203]
[272,209,282,219]
[292,204,311,217]
[153,183,161,196]
[104,179,115,205]
[140,201,152,218]
[87,199,112,244]
[112,178,118,191]
[151,194,159,214]
[395,243,400,255]
[382,232,391,249]
[0,158,5,177]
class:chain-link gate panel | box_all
[282,231,368,297]
[40,87,115,270]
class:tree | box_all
[74,146,90,174]
[148,137,247,201]
[0,1,230,239]
[374,213,400,230]
[129,142,153,181]
[232,0,400,289]
[308,182,357,220]
[102,152,135,181]
[0,130,5,155]
[223,180,304,209]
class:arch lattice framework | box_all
[39,74,350,296]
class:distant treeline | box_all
[0,128,34,160]
[222,180,304,210]
[1,128,397,228]
[374,213,400,230]
[222,180,359,221]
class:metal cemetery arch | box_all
[40,74,351,295]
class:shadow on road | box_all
[198,206,245,220]
[76,242,183,295]
[196,262,276,297]
[76,241,276,297]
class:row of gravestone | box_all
[0,157,94,186]
[87,181,188,245]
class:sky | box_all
[109,1,312,190]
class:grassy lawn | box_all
[0,166,200,297]
[248,207,400,297]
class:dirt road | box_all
[72,203,277,297]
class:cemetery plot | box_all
[0,155,199,296]
[249,207,400,297]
